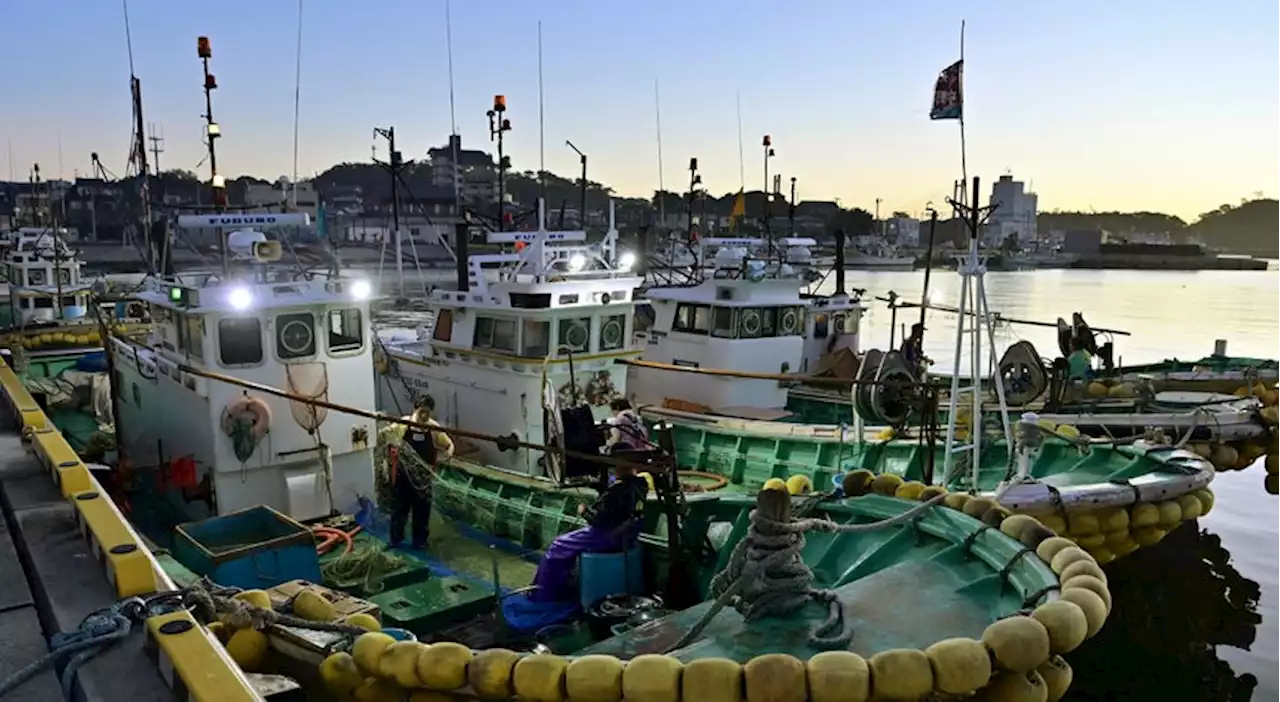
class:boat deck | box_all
[0,409,171,702]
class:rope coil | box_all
[668,490,948,652]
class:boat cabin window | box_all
[711,307,736,338]
[276,312,317,359]
[599,314,627,351]
[522,320,550,357]
[474,316,518,353]
[179,313,205,360]
[558,317,591,353]
[812,314,829,339]
[673,303,711,335]
[739,306,804,339]
[432,309,454,343]
[218,317,264,366]
[29,270,47,285]
[327,308,364,353]
[33,297,53,309]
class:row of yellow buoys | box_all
[328,513,1109,702]
[839,451,1211,565]
[1211,382,1280,494]
[3,323,135,350]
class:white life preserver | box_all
[221,394,272,443]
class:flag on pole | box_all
[929,60,963,121]
[729,190,745,231]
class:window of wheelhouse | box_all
[812,313,830,339]
[711,307,736,338]
[473,316,517,353]
[276,312,317,359]
[327,307,364,353]
[673,303,710,335]
[432,309,454,342]
[599,314,627,351]
[184,314,205,360]
[218,317,264,366]
[522,319,550,357]
[558,317,591,353]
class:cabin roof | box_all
[132,276,373,315]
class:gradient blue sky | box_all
[3,1,1276,221]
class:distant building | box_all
[884,216,921,246]
[427,134,496,203]
[1062,229,1105,255]
[985,174,1038,246]
[245,180,318,218]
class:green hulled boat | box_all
[620,237,1250,565]
[556,489,1115,702]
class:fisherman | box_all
[529,460,649,602]
[390,395,454,549]
[902,322,927,373]
[602,398,651,454]
[1066,338,1094,381]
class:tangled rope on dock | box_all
[668,489,948,652]
[178,579,367,637]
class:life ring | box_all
[221,394,272,443]
[741,309,762,337]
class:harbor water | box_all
[838,268,1279,701]
[376,267,1278,701]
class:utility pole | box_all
[373,126,410,299]
[788,176,797,236]
[566,140,587,228]
[148,124,164,174]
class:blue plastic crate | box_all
[172,505,321,590]
[579,546,644,611]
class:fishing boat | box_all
[844,239,916,271]
[626,180,1227,564]
[783,305,1275,467]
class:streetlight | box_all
[686,157,702,240]
[763,135,775,254]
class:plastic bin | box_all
[172,505,321,590]
[578,546,644,611]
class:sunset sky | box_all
[3,0,1276,221]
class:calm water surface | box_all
[381,268,1279,701]
[832,269,1278,701]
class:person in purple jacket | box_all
[528,460,648,602]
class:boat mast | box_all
[372,126,407,299]
[940,176,1012,490]
[487,95,512,231]
[196,36,228,274]
[654,80,666,230]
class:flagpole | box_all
[958,19,968,205]
[736,92,745,192]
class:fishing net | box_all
[285,362,329,433]
[373,422,505,539]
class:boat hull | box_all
[640,405,1216,561]
[785,385,1270,444]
